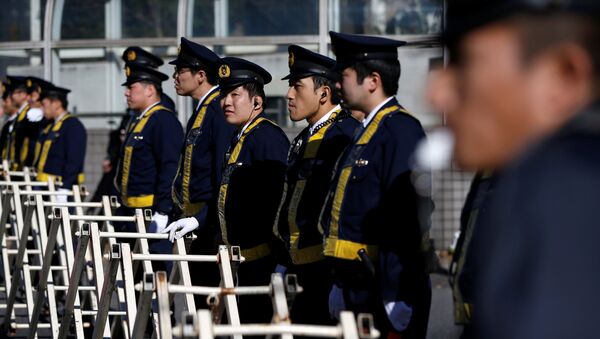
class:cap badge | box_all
[127,50,137,61]
[26,79,32,88]
[218,64,231,79]
[289,52,295,67]
[125,66,131,77]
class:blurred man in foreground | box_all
[431,1,600,338]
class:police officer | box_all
[160,38,235,298]
[33,82,86,202]
[437,1,600,338]
[92,46,177,203]
[217,57,289,323]
[319,32,431,338]
[0,81,18,162]
[115,63,183,271]
[6,76,44,170]
[273,45,359,325]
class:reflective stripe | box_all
[218,117,268,247]
[125,194,155,208]
[34,124,52,167]
[120,104,167,207]
[175,90,220,211]
[182,201,206,217]
[323,238,378,260]
[19,137,28,164]
[36,114,72,177]
[324,105,399,260]
[241,243,271,262]
[37,172,85,185]
[281,108,342,265]
[10,104,30,168]
[290,244,324,265]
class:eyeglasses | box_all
[174,67,192,76]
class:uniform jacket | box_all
[115,102,184,213]
[477,102,600,339]
[34,113,86,189]
[319,97,429,304]
[172,86,236,226]
[218,114,289,261]
[275,107,359,265]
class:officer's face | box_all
[173,67,200,96]
[287,77,321,122]
[221,86,257,127]
[431,23,534,170]
[2,96,15,115]
[41,98,57,119]
[124,82,150,111]
[10,89,28,108]
[339,67,369,111]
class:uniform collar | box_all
[237,112,262,139]
[7,114,17,122]
[195,85,220,112]
[18,102,29,114]
[138,101,161,119]
[309,104,340,135]
[363,96,394,128]
[55,111,68,123]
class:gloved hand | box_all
[384,300,413,332]
[55,188,70,204]
[162,217,199,242]
[150,212,169,234]
[328,285,345,320]
[274,264,287,275]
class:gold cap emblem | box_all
[177,45,181,55]
[26,79,32,88]
[127,50,137,61]
[288,52,295,67]
[125,66,131,77]
[218,64,231,79]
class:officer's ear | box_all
[252,96,263,110]
[367,71,381,94]
[319,86,330,105]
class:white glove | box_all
[55,188,70,204]
[162,217,199,242]
[150,212,169,234]
[384,300,413,332]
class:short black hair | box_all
[139,80,163,97]
[46,95,68,109]
[352,59,401,97]
[311,75,341,105]
[242,82,266,109]
[191,63,218,86]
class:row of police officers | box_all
[0,31,432,338]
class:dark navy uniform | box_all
[168,38,236,303]
[93,47,177,203]
[6,76,45,170]
[32,84,86,189]
[477,104,600,339]
[115,64,183,274]
[320,32,431,339]
[449,171,497,339]
[217,57,289,323]
[115,65,183,214]
[274,44,360,326]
